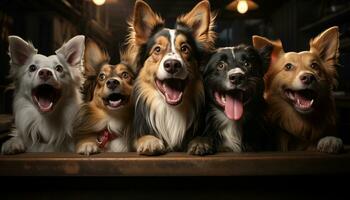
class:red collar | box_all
[96,129,118,149]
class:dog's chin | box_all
[214,89,250,121]
[284,88,317,114]
[103,93,129,111]
[32,84,61,113]
[155,78,187,106]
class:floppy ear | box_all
[132,0,164,45]
[176,0,216,50]
[8,36,37,66]
[252,35,283,66]
[309,26,339,67]
[55,35,85,66]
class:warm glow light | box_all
[93,0,105,6]
[237,0,248,14]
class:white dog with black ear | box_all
[1,35,85,154]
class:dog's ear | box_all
[258,45,273,74]
[252,35,283,66]
[310,26,339,88]
[132,0,164,45]
[55,35,85,67]
[176,0,216,50]
[84,39,109,76]
[309,26,339,68]
[8,36,37,66]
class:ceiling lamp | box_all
[226,0,259,14]
[92,0,106,6]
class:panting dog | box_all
[1,35,85,154]
[128,0,216,155]
[188,45,272,155]
[73,40,135,155]
[253,26,343,153]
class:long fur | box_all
[2,35,85,154]
[128,0,215,155]
[253,26,343,153]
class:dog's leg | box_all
[187,136,215,156]
[75,135,100,155]
[317,136,343,154]
[1,134,26,154]
[135,135,166,156]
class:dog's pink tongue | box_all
[38,97,52,111]
[164,84,181,102]
[224,94,243,121]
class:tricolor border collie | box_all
[128,0,216,155]
[188,45,272,155]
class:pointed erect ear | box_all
[84,39,109,76]
[55,35,85,66]
[309,26,339,64]
[133,0,164,45]
[177,0,216,49]
[8,36,37,66]
[252,35,284,65]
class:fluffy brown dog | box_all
[253,27,343,153]
[73,40,135,155]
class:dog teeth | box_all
[221,95,226,104]
[310,99,314,106]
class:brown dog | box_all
[73,40,135,155]
[253,26,343,153]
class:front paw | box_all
[187,137,214,156]
[1,137,26,155]
[76,142,100,155]
[317,136,343,154]
[136,135,166,156]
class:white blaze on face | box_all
[157,29,187,80]
[292,70,313,89]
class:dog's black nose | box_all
[164,59,182,74]
[106,79,120,90]
[38,69,53,81]
[300,73,315,85]
[229,73,245,85]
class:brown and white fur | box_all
[73,40,135,155]
[253,26,343,153]
[128,0,216,155]
[1,35,85,154]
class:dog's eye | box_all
[284,63,294,71]
[217,62,226,70]
[311,62,319,69]
[154,46,161,54]
[29,65,37,72]
[55,65,63,73]
[243,61,249,67]
[121,72,129,79]
[181,45,190,54]
[98,73,106,81]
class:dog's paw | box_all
[187,137,214,156]
[136,135,166,156]
[1,137,26,155]
[317,136,343,154]
[76,142,100,156]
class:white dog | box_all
[1,35,85,154]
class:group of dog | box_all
[1,0,343,155]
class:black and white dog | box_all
[188,44,272,155]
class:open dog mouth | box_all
[285,89,317,113]
[32,84,61,113]
[155,78,187,106]
[103,93,128,110]
[214,90,249,121]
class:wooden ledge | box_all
[1,147,350,176]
